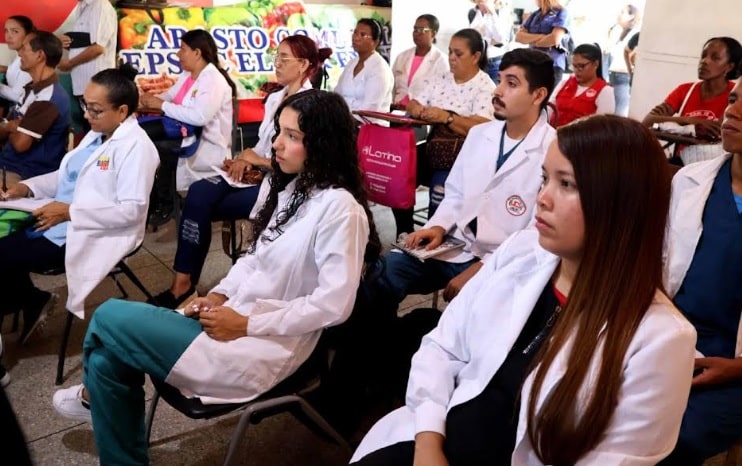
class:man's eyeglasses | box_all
[412,27,433,34]
[571,61,594,71]
[81,102,113,119]
[265,54,303,66]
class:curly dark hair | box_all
[249,89,381,268]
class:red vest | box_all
[555,76,608,127]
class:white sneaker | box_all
[53,384,92,423]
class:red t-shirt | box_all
[664,81,734,121]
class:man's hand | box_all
[443,261,482,302]
[199,306,248,341]
[692,357,742,386]
[32,201,70,231]
[58,34,72,49]
[404,226,446,250]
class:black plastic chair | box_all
[33,245,155,385]
[145,338,351,465]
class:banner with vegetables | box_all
[117,1,391,122]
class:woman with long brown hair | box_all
[350,115,696,465]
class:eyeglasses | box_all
[412,27,433,34]
[265,53,303,67]
[81,102,113,119]
[571,61,594,71]
[352,31,372,39]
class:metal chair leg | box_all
[115,261,155,302]
[108,273,130,299]
[12,310,21,332]
[55,312,75,385]
[145,391,161,445]
[230,220,239,265]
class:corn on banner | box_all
[116,1,391,122]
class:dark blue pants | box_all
[0,230,65,314]
[658,381,742,466]
[173,177,259,284]
[427,170,450,219]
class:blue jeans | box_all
[610,71,631,116]
[83,299,202,465]
[428,170,450,219]
[173,177,259,284]
[364,250,478,320]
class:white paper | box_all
[0,197,52,212]
[210,165,258,189]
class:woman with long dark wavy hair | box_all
[52,89,380,465]
[350,115,696,466]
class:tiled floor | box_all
[1,201,440,466]
[2,197,732,466]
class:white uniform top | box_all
[68,0,118,96]
[334,52,393,120]
[391,46,449,104]
[23,116,159,316]
[470,8,513,59]
[664,153,742,356]
[166,182,370,404]
[159,63,233,190]
[416,69,496,119]
[249,80,313,220]
[426,113,555,263]
[0,56,31,103]
[550,79,616,115]
[353,229,697,465]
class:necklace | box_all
[522,305,562,355]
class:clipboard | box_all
[352,110,427,126]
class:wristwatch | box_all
[445,111,455,126]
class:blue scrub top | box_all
[674,158,742,358]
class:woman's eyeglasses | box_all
[412,27,433,34]
[571,61,594,71]
[265,54,303,67]
[81,102,113,119]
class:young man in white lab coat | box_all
[347,49,557,405]
[659,78,742,465]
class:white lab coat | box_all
[427,113,555,263]
[391,46,449,104]
[23,116,159,317]
[165,183,369,404]
[352,229,697,465]
[335,52,394,120]
[664,153,742,355]
[159,63,233,190]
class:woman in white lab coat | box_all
[0,67,158,343]
[139,29,235,192]
[391,14,448,107]
[150,35,332,309]
[0,15,33,106]
[52,90,382,466]
[351,115,696,466]
[335,18,394,122]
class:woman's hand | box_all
[419,106,449,124]
[32,201,70,231]
[139,92,164,110]
[690,118,722,140]
[406,100,425,119]
[223,158,249,182]
[648,102,674,116]
[413,432,448,466]
[199,306,249,341]
[184,293,227,317]
[238,149,269,169]
[1,183,30,200]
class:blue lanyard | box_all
[497,125,526,171]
